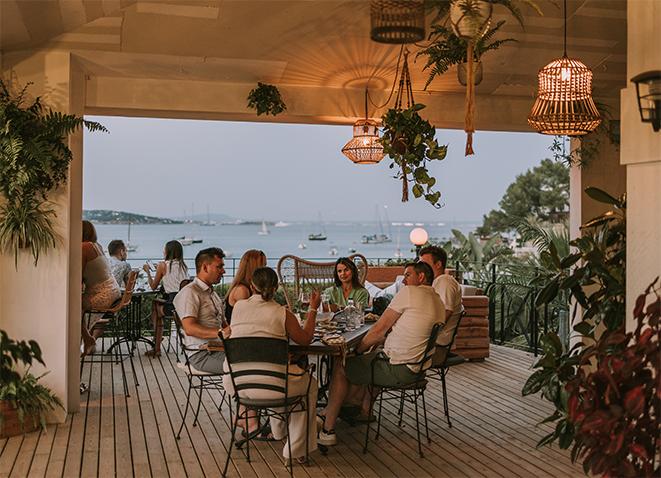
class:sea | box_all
[94,221,479,280]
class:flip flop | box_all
[80,382,89,394]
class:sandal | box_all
[80,382,89,394]
[145,349,161,357]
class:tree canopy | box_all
[477,158,569,236]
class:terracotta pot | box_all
[1,402,40,438]
[458,61,483,86]
[450,0,492,40]
[392,136,408,155]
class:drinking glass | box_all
[298,292,310,308]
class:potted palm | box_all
[0,330,64,437]
[0,80,107,269]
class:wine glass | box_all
[298,291,310,308]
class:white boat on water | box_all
[362,204,392,244]
[126,213,138,252]
[258,219,270,235]
[275,221,291,227]
[393,228,403,259]
[298,243,307,249]
[329,248,338,255]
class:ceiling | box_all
[1,0,627,131]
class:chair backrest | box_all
[179,278,193,290]
[119,270,139,308]
[434,311,466,368]
[418,322,442,375]
[277,254,369,308]
[222,336,290,400]
[172,310,195,358]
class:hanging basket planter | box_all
[458,61,483,86]
[449,0,493,40]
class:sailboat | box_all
[394,228,403,259]
[178,209,193,245]
[191,204,203,243]
[362,204,392,244]
[202,205,215,226]
[308,212,327,241]
[258,218,270,235]
[298,222,307,249]
[126,213,138,252]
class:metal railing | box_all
[452,260,568,355]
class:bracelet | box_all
[308,309,317,314]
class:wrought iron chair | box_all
[81,269,139,397]
[221,335,315,477]
[427,310,467,427]
[171,310,227,439]
[363,322,442,458]
[153,278,193,357]
[276,254,368,308]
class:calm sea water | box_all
[94,221,478,277]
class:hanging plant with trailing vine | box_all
[379,104,447,208]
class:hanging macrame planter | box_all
[449,0,493,155]
[378,49,448,208]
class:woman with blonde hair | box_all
[143,240,189,357]
[225,249,266,323]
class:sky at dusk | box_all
[82,116,556,224]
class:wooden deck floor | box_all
[1,343,584,478]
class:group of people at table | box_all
[80,219,464,464]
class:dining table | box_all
[108,288,158,355]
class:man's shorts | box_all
[344,347,418,387]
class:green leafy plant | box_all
[379,104,447,208]
[246,82,287,116]
[522,187,629,462]
[416,21,516,89]
[0,80,107,268]
[0,330,64,434]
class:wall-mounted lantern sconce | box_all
[631,70,661,132]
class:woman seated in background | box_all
[82,220,121,356]
[324,257,369,308]
[224,267,319,463]
[224,249,266,323]
[143,240,189,357]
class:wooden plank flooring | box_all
[1,343,585,478]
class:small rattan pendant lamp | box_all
[527,0,601,135]
[342,89,387,164]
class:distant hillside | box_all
[83,210,182,225]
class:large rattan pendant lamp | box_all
[342,89,387,164]
[527,0,601,135]
[370,0,425,44]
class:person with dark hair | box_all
[225,250,267,323]
[173,247,229,373]
[323,257,369,308]
[419,245,464,366]
[223,267,319,461]
[317,262,444,446]
[81,220,121,356]
[142,240,189,357]
[108,239,132,287]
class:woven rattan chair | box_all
[81,269,139,397]
[276,254,368,309]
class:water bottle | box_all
[356,301,364,327]
[346,298,356,328]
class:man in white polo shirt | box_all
[173,247,230,374]
[419,245,464,366]
[318,261,444,446]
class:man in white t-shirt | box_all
[419,245,464,366]
[173,247,230,374]
[318,262,444,446]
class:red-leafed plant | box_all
[566,278,660,477]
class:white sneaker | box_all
[318,428,336,446]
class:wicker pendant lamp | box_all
[342,89,387,164]
[370,0,425,44]
[527,0,601,135]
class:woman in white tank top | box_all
[143,240,189,357]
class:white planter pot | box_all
[458,61,484,86]
[450,0,493,40]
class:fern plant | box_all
[0,80,107,268]
[416,21,516,89]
